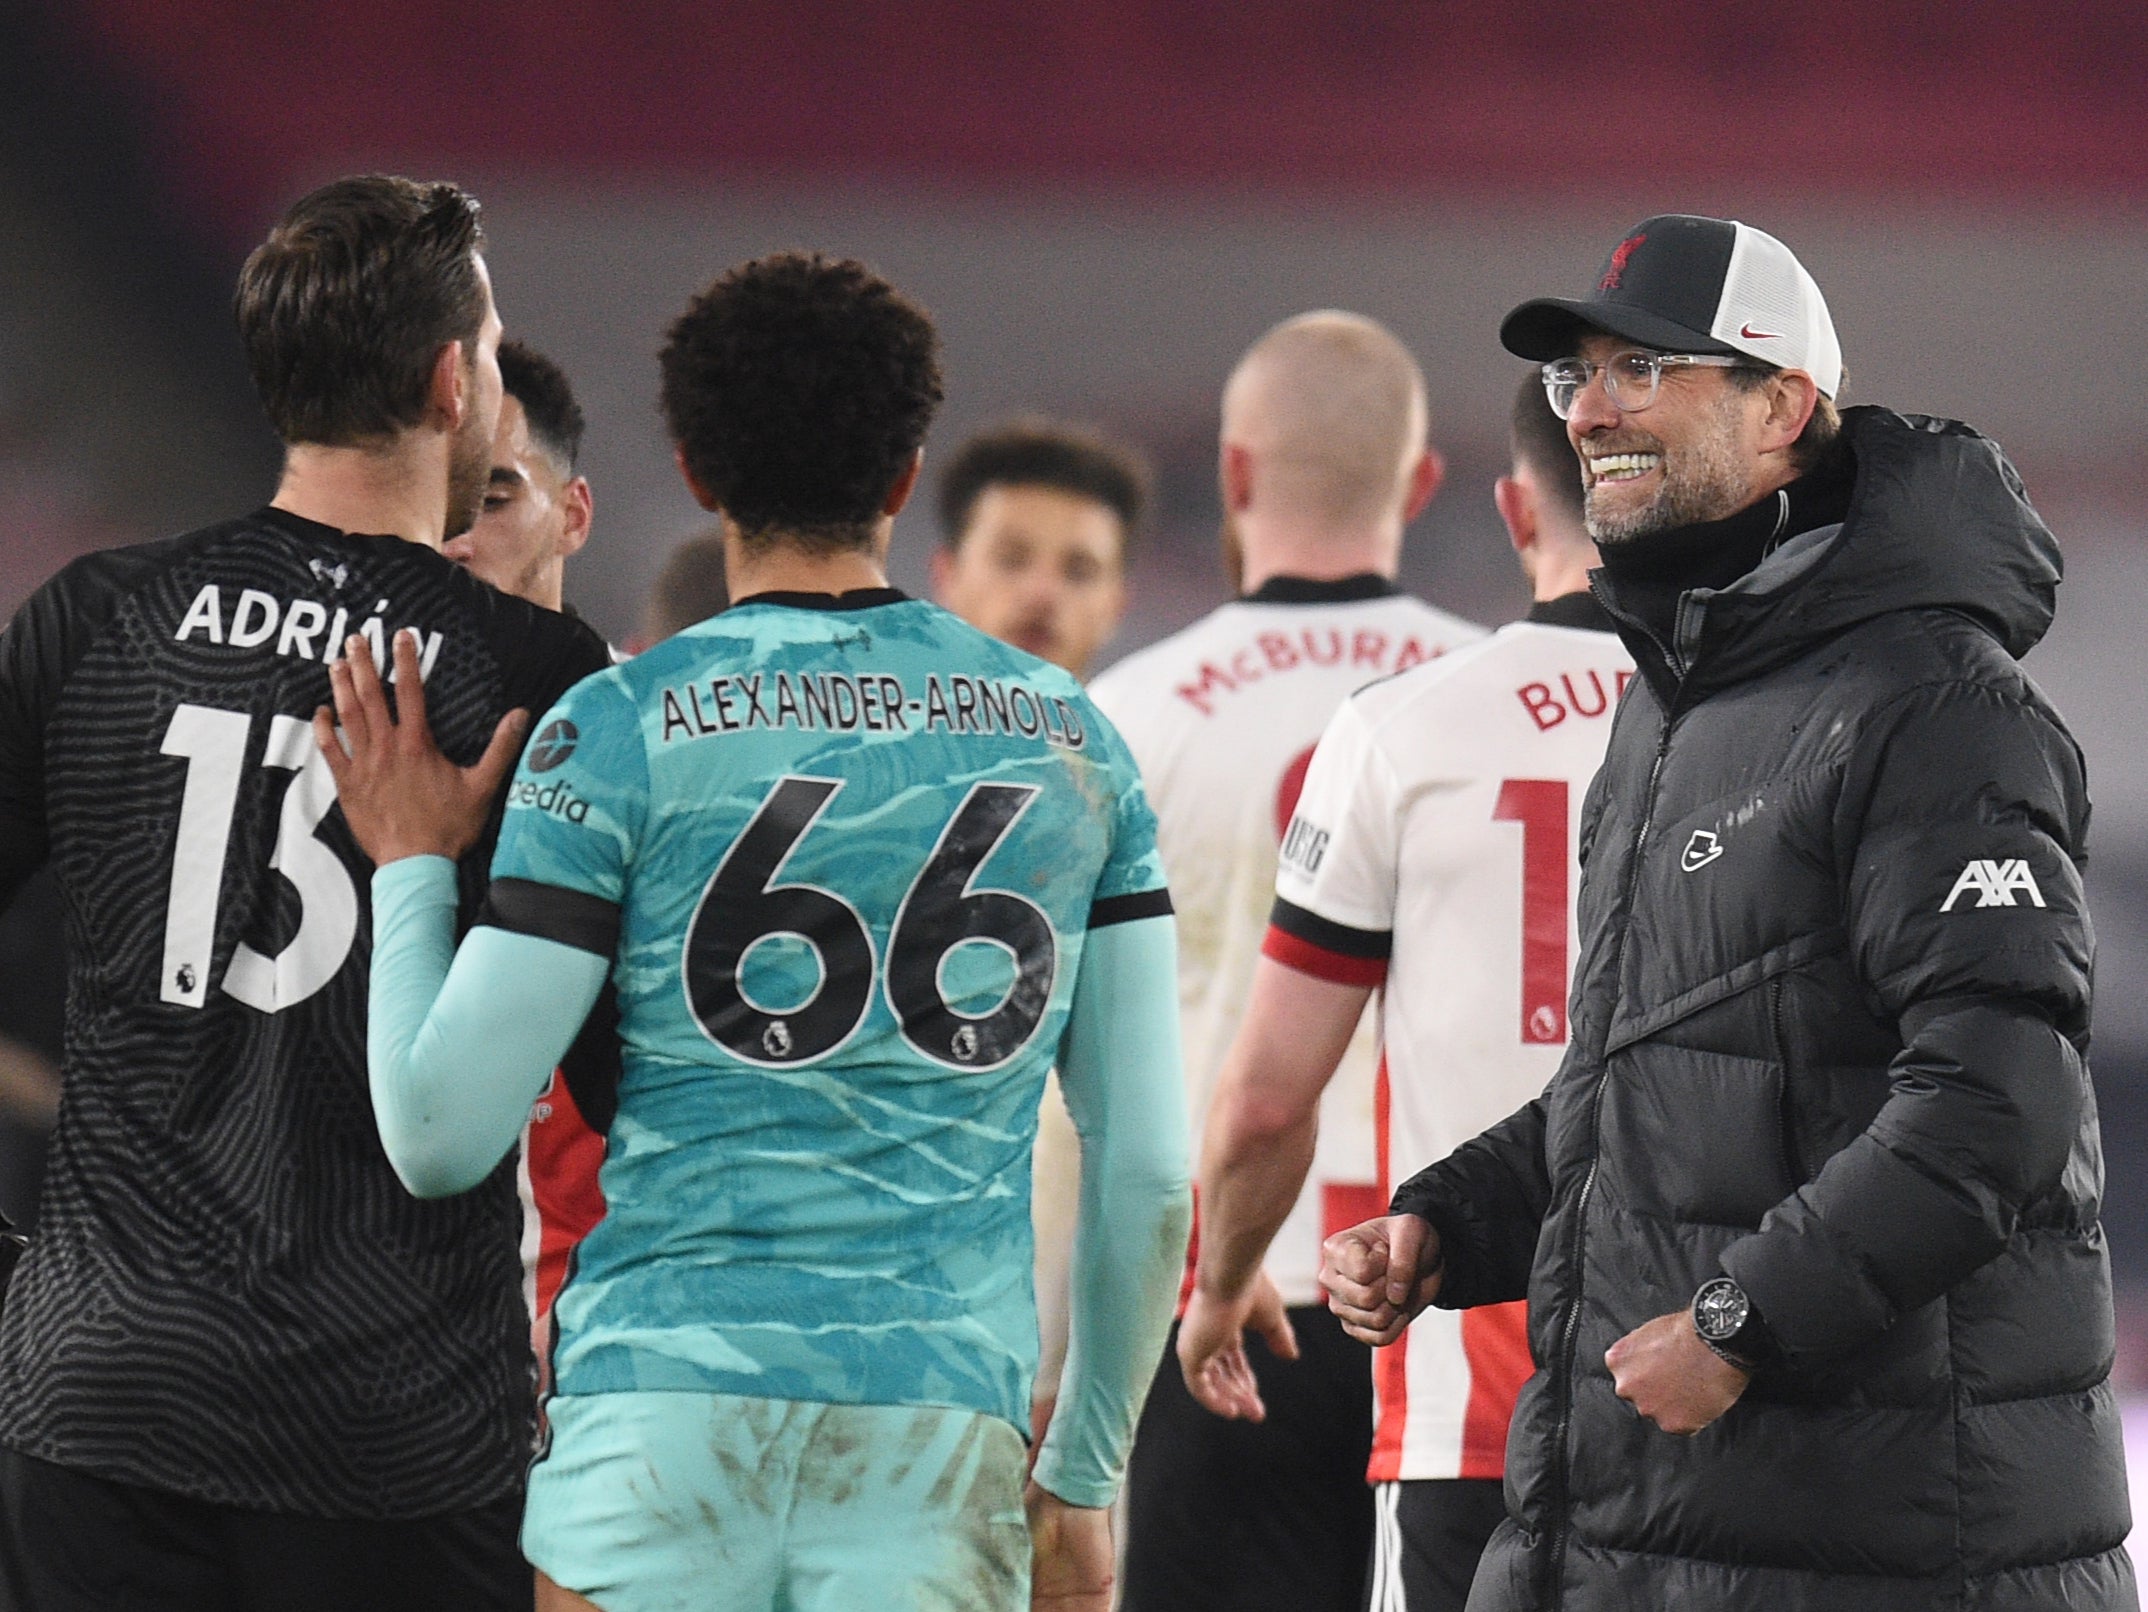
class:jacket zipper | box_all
[1671,594,1705,677]
[1769,977,1805,1183]
[1547,716,1674,1603]
[1587,572,1685,690]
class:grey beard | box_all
[1585,423,1754,544]
[1587,477,1743,544]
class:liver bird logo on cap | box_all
[1600,232,1647,292]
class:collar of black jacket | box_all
[1593,446,1854,630]
[1592,407,2061,701]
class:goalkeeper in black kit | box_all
[0,176,608,1611]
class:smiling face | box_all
[1566,332,1773,545]
[933,483,1128,678]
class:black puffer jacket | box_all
[1394,409,2133,1610]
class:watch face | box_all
[1693,1277,1749,1343]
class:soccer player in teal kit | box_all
[316,254,1191,1612]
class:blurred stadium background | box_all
[4,0,2147,1468]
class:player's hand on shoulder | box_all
[1178,1269,1298,1422]
[1025,1481,1114,1611]
[1321,1212,1440,1346]
[314,629,529,864]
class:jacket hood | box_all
[1608,407,2062,696]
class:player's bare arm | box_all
[314,630,529,864]
[1320,1212,1441,1346]
[1179,957,1371,1419]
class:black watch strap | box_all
[1691,1275,1777,1370]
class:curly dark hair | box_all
[499,340,585,470]
[659,253,944,548]
[235,175,486,447]
[936,419,1149,553]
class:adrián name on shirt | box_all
[1175,628,1446,717]
[660,670,1088,750]
[173,583,444,679]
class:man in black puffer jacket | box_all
[1320,215,2133,1610]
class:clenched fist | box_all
[1605,1311,1749,1435]
[1319,1213,1441,1346]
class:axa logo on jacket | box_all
[1939,858,2045,911]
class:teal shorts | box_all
[523,1392,1030,1612]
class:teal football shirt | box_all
[485,589,1169,1433]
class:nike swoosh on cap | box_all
[1739,323,1781,340]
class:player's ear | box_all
[1759,369,1820,458]
[1220,441,1255,515]
[1493,473,1536,558]
[559,477,594,560]
[673,446,722,512]
[882,450,924,517]
[1403,446,1445,522]
[428,340,468,430]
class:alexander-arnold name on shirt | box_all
[659,670,1088,750]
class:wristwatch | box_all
[1690,1275,1775,1370]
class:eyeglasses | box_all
[1540,352,1754,420]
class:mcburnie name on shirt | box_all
[659,670,1088,749]
[1171,627,1446,717]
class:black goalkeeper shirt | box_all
[0,507,610,1517]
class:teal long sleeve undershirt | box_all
[367,856,607,1199]
[366,855,1191,1509]
[1031,913,1193,1509]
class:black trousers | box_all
[1121,1304,1376,1612]
[0,1446,530,1612]
[1365,1477,1507,1612]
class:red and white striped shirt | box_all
[1091,575,1483,1307]
[518,1070,607,1337]
[1267,599,1630,1480]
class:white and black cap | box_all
[1501,215,1842,399]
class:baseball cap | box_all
[1501,215,1842,399]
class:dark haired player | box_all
[0,174,609,1611]
[323,252,1191,1612]
[448,340,595,615]
[933,419,1147,680]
